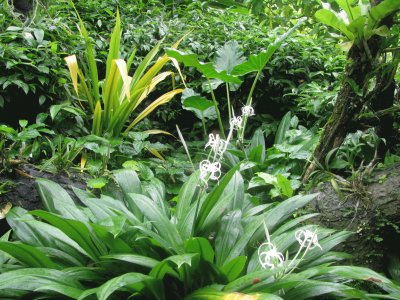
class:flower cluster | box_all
[205,133,227,157]
[258,242,285,270]
[199,105,255,186]
[258,228,322,272]
[199,160,222,185]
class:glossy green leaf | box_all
[274,111,291,145]
[182,95,217,120]
[196,163,241,233]
[101,254,159,269]
[131,192,184,251]
[185,237,215,264]
[35,178,89,222]
[30,210,104,261]
[221,256,247,282]
[0,242,56,268]
[215,210,243,267]
[0,268,81,298]
[96,272,152,300]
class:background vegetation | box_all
[0,0,399,299]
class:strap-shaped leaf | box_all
[96,272,153,300]
[195,163,241,234]
[30,210,105,261]
[0,242,57,268]
[105,9,121,79]
[35,178,89,222]
[64,55,79,96]
[124,89,183,133]
[92,101,102,135]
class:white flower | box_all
[205,133,226,156]
[258,242,285,270]
[295,229,322,250]
[199,160,222,184]
[241,105,255,117]
[230,116,243,130]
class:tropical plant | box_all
[65,9,183,137]
[167,18,305,139]
[0,167,399,299]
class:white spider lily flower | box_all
[199,160,222,183]
[295,229,322,250]
[205,133,227,156]
[230,115,243,130]
[258,242,285,270]
[241,105,255,117]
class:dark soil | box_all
[0,164,86,235]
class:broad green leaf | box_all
[274,111,291,144]
[232,45,277,76]
[87,177,108,189]
[221,256,247,282]
[368,0,400,32]
[214,40,245,74]
[196,163,241,234]
[101,254,159,269]
[30,210,105,260]
[176,171,201,234]
[35,283,84,299]
[35,178,89,222]
[0,242,57,268]
[182,95,217,120]
[263,194,318,232]
[166,49,242,84]
[131,192,184,251]
[283,279,366,300]
[315,9,354,40]
[185,237,215,264]
[215,210,243,266]
[276,174,293,198]
[96,272,152,300]
[336,0,361,21]
[0,268,81,297]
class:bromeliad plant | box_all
[0,167,399,299]
[65,10,183,138]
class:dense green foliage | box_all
[0,0,399,299]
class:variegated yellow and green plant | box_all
[64,10,183,137]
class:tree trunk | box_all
[303,42,377,180]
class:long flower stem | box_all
[239,71,260,140]
[201,116,207,140]
[226,83,231,121]
[207,78,226,139]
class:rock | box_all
[310,163,400,272]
